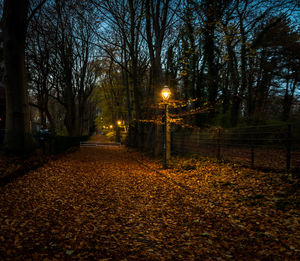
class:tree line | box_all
[0,0,299,153]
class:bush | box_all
[0,129,4,145]
[48,136,89,154]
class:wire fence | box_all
[128,122,300,173]
[171,124,299,173]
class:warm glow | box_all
[110,125,113,129]
[161,86,171,101]
[117,120,121,126]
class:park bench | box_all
[80,141,121,148]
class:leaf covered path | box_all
[0,142,299,260]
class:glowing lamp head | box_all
[110,125,113,129]
[117,120,122,126]
[161,86,171,101]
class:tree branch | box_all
[27,0,47,24]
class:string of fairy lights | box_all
[139,98,214,130]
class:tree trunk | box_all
[230,15,247,126]
[282,79,296,121]
[225,31,240,127]
[247,57,255,120]
[3,0,35,154]
[145,0,169,156]
[204,4,218,118]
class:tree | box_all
[26,7,57,135]
[43,0,99,136]
[3,0,35,153]
[93,58,128,130]
[145,0,179,103]
[251,17,300,121]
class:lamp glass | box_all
[161,86,171,101]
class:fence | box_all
[128,123,300,173]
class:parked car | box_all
[38,129,50,141]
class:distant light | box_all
[161,86,171,101]
[117,120,121,126]
[110,125,113,129]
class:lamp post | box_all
[116,120,121,142]
[161,86,171,169]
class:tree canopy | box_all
[0,0,299,153]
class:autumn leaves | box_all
[0,147,299,260]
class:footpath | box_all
[0,135,299,260]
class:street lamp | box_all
[161,86,171,101]
[161,86,171,169]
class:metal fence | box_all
[128,122,300,173]
[171,124,299,173]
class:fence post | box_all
[286,124,291,172]
[251,128,254,168]
[217,128,221,161]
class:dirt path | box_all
[0,139,299,260]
